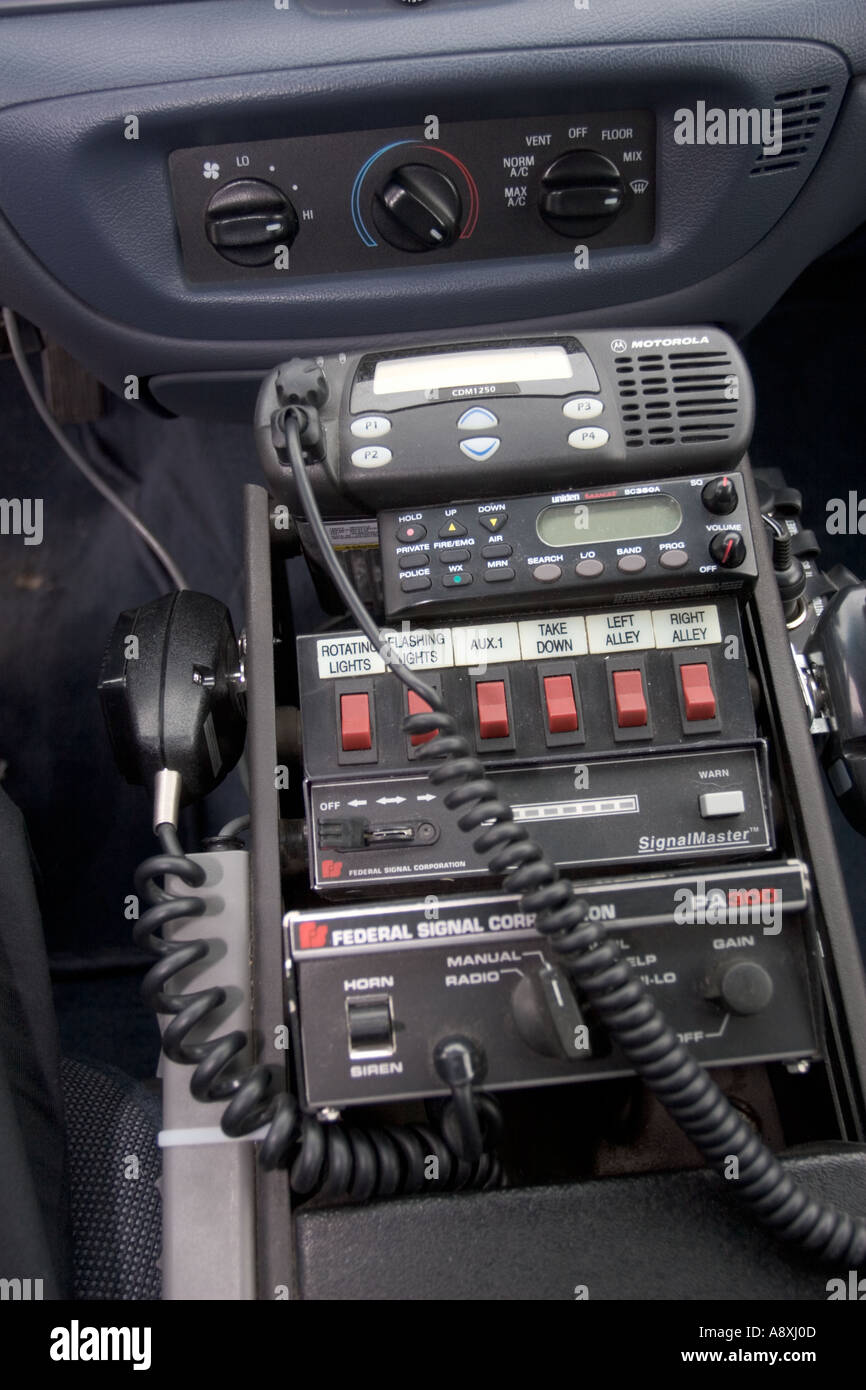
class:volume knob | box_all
[709,531,747,568]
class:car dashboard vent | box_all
[749,85,831,176]
[615,347,740,449]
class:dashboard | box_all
[0,0,865,418]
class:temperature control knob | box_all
[538,150,624,238]
[702,476,739,515]
[709,531,747,568]
[372,164,462,252]
[205,179,298,266]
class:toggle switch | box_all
[476,680,509,739]
[543,674,579,734]
[612,669,647,728]
[407,690,437,746]
[680,663,717,721]
[346,996,394,1056]
[340,692,372,751]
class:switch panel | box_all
[170,110,655,283]
[298,593,769,892]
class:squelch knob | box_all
[372,164,462,252]
[702,476,739,515]
[538,150,625,238]
[706,959,774,1016]
[205,179,299,266]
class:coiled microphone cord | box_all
[134,823,502,1199]
[282,407,866,1266]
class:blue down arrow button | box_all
[460,436,501,460]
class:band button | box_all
[617,554,647,574]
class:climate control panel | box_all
[169,110,654,282]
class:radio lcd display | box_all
[372,345,573,395]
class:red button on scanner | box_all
[407,690,437,746]
[680,663,716,721]
[543,675,578,734]
[612,669,647,728]
[476,681,510,739]
[340,692,372,751]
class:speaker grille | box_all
[749,85,831,176]
[615,347,740,449]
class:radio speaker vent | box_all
[615,347,740,449]
[749,85,830,176]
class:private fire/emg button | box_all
[346,996,394,1057]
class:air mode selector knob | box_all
[372,164,462,252]
[205,179,299,266]
[538,150,625,238]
